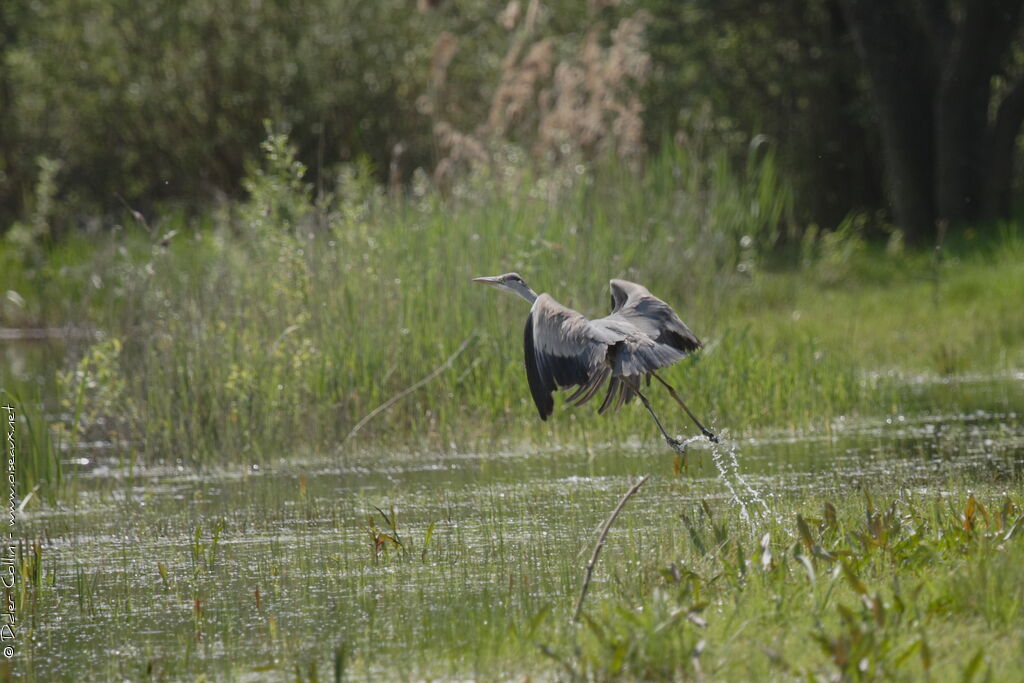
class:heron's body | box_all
[523,280,701,420]
[474,273,716,445]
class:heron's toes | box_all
[666,436,687,452]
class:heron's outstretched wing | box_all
[607,279,702,355]
[585,280,700,412]
[523,286,703,420]
[524,294,621,420]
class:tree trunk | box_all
[840,0,937,243]
[934,1,1023,224]
[934,75,990,224]
[842,0,1024,241]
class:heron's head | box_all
[472,272,537,303]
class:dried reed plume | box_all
[538,12,651,164]
[428,3,652,188]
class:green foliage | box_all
[5,0,1023,241]
[568,490,1024,681]
[577,587,703,680]
[239,122,313,236]
[55,337,137,444]
[1,0,638,228]
[801,212,869,286]
[1,391,62,505]
[0,0,881,239]
[4,157,62,262]
[3,0,443,220]
[2,132,1022,499]
[7,136,807,470]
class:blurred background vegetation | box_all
[4,0,1024,244]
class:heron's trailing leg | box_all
[651,372,718,443]
[633,386,688,455]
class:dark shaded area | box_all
[2,0,1023,242]
[841,0,1024,242]
[645,1,885,230]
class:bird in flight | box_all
[473,273,717,450]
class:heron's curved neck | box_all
[516,285,539,305]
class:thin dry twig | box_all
[343,334,474,443]
[572,474,649,623]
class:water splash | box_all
[705,434,771,521]
[709,440,751,522]
[725,440,771,515]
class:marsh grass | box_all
[4,136,1024,506]
[569,485,1024,681]
[2,107,1023,681]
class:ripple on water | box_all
[17,409,1024,680]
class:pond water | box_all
[11,373,1024,680]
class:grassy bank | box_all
[3,140,1024,500]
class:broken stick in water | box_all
[572,474,649,623]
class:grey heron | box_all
[473,273,718,448]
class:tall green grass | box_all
[3,135,1024,493]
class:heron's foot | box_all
[665,436,688,453]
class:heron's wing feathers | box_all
[523,314,553,420]
[608,279,702,354]
[524,287,702,420]
[592,318,690,377]
[524,294,620,420]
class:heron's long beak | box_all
[472,276,502,287]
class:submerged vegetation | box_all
[11,417,1024,680]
